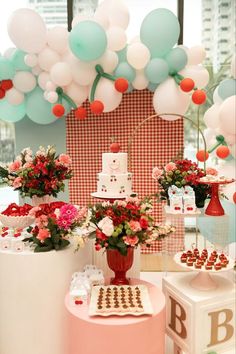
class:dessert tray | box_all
[89,285,153,317]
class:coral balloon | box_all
[192,90,206,105]
[74,107,87,120]
[180,78,195,92]
[216,146,230,159]
[52,104,65,117]
[196,150,209,162]
[90,100,104,115]
[114,78,129,93]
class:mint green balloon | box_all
[0,56,15,80]
[145,58,169,84]
[117,47,127,62]
[115,62,135,82]
[165,47,188,74]
[69,21,107,62]
[218,79,236,100]
[147,83,158,92]
[0,99,25,122]
[140,9,180,57]
[26,86,70,125]
[10,49,30,71]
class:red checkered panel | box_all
[66,89,184,254]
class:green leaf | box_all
[34,244,53,252]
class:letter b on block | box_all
[169,296,187,339]
[208,309,234,347]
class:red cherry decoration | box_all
[196,150,209,162]
[90,100,104,115]
[216,146,230,159]
[52,104,65,118]
[233,192,236,204]
[114,77,129,93]
[110,142,120,153]
[1,79,13,91]
[0,88,5,99]
[74,106,87,120]
[192,90,207,105]
[180,78,195,92]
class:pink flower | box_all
[125,196,140,205]
[152,167,163,180]
[8,160,22,172]
[123,235,139,246]
[139,216,149,229]
[23,162,33,168]
[35,215,48,228]
[57,216,72,230]
[206,167,218,176]
[128,220,142,232]
[12,177,22,189]
[60,204,77,220]
[164,162,177,172]
[98,216,114,236]
[58,154,72,166]
[37,228,50,242]
[76,206,87,221]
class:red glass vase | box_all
[106,247,134,285]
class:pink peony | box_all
[76,206,87,220]
[60,204,77,220]
[128,220,142,232]
[8,160,22,172]
[12,177,22,189]
[123,235,139,246]
[206,167,218,176]
[164,162,177,172]
[37,228,50,242]
[152,167,163,180]
[98,216,114,236]
[58,154,72,166]
[57,216,72,230]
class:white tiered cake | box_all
[92,143,133,198]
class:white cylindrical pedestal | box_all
[0,244,92,354]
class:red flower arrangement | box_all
[0,146,73,198]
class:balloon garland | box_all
[0,2,210,125]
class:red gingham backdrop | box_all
[66,89,184,254]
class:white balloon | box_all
[187,45,206,65]
[24,54,38,67]
[230,144,236,158]
[38,46,60,71]
[153,77,191,120]
[230,55,236,79]
[50,62,72,86]
[225,134,236,146]
[46,91,58,104]
[219,95,236,135]
[3,47,16,59]
[7,8,47,53]
[45,81,56,91]
[217,161,236,202]
[127,43,150,70]
[179,65,209,88]
[47,26,69,54]
[94,0,110,29]
[13,71,37,93]
[132,70,149,90]
[213,86,223,104]
[203,103,220,129]
[129,36,140,44]
[106,27,127,51]
[108,0,130,29]
[43,91,49,100]
[38,71,51,90]
[66,82,88,105]
[94,77,122,112]
[31,65,42,76]
[98,50,118,73]
[204,128,217,149]
[5,88,24,105]
[65,55,96,86]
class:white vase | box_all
[31,195,54,206]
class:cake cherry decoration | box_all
[110,142,120,153]
[52,104,65,118]
[180,78,195,92]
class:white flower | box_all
[98,216,114,236]
[24,154,33,163]
[21,147,32,156]
[15,155,22,162]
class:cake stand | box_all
[91,192,128,203]
[174,252,235,291]
[197,179,235,216]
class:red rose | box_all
[96,229,108,240]
[139,217,149,229]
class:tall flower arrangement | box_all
[0,146,72,198]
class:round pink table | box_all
[65,278,166,354]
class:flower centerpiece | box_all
[24,202,88,252]
[82,196,175,284]
[152,159,214,208]
[0,146,73,202]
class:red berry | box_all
[1,79,13,91]
[90,100,104,115]
[52,104,65,117]
[110,142,120,153]
[192,90,207,105]
[74,106,87,120]
[196,150,209,162]
[180,78,195,92]
[114,77,129,93]
[216,146,230,159]
[0,88,5,99]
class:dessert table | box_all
[65,278,166,354]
